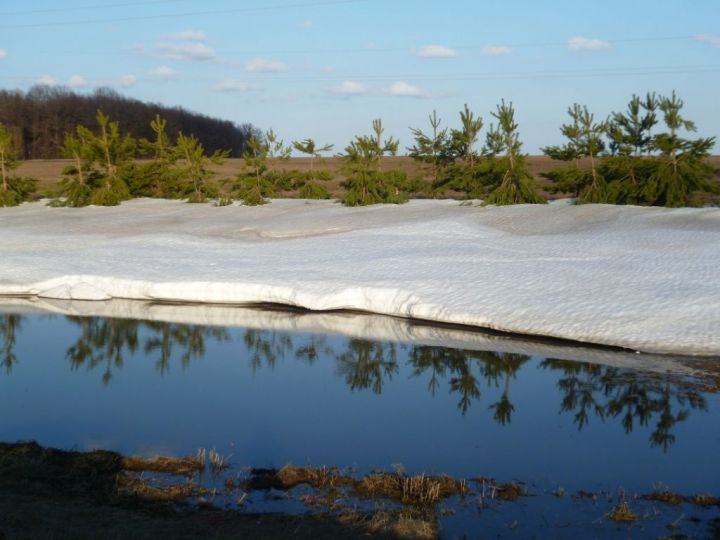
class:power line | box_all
[0,0,368,29]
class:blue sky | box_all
[0,0,718,153]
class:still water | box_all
[1,305,719,538]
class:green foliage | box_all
[340,119,408,206]
[542,103,609,204]
[449,104,484,166]
[642,91,716,207]
[234,135,274,205]
[175,132,228,203]
[606,93,658,157]
[298,180,330,199]
[408,110,452,183]
[51,111,135,206]
[483,101,545,205]
[135,115,179,198]
[0,123,36,206]
[291,137,334,196]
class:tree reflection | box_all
[541,359,708,451]
[336,339,399,394]
[410,347,530,417]
[243,329,294,372]
[66,317,228,384]
[1,314,22,374]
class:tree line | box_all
[0,85,256,160]
[0,88,717,208]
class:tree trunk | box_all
[0,150,7,192]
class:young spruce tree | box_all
[643,91,717,207]
[292,138,334,198]
[0,122,36,206]
[483,100,545,205]
[542,103,609,203]
[340,119,408,206]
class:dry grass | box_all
[608,500,638,522]
[642,490,685,505]
[355,472,467,505]
[121,455,204,476]
[116,474,200,503]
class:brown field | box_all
[15,156,720,203]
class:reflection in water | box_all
[1,313,715,449]
[1,314,22,374]
[541,359,708,451]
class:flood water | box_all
[1,304,719,538]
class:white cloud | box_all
[157,41,216,61]
[244,58,288,72]
[385,81,429,98]
[0,49,7,59]
[67,75,88,88]
[36,75,58,86]
[568,36,611,50]
[694,34,720,46]
[416,44,457,58]
[152,65,177,79]
[331,80,369,96]
[118,74,137,88]
[166,30,207,41]
[481,45,512,56]
[214,79,254,92]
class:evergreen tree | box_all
[408,110,452,185]
[175,132,228,203]
[340,119,408,206]
[55,132,96,207]
[542,103,610,203]
[449,104,484,167]
[601,93,659,204]
[483,100,545,205]
[235,135,274,205]
[643,91,717,206]
[134,114,179,198]
[76,110,135,206]
[0,122,36,206]
[291,137,334,198]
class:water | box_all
[1,306,719,538]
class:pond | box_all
[1,301,719,538]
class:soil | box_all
[0,442,434,540]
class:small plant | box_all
[0,122,37,206]
[340,119,409,206]
[208,447,229,476]
[482,100,545,205]
[608,500,637,522]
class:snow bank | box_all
[1,198,719,355]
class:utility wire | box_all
[0,0,368,29]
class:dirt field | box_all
[15,156,720,203]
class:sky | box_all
[0,0,718,154]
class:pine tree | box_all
[175,132,228,203]
[483,100,545,205]
[542,103,609,203]
[291,137,334,198]
[0,122,36,207]
[135,114,179,198]
[340,119,408,206]
[408,110,451,185]
[601,93,659,204]
[235,135,274,205]
[643,91,717,206]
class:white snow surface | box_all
[1,198,719,355]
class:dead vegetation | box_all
[608,500,638,522]
[121,455,204,476]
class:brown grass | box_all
[354,472,467,505]
[121,455,204,476]
[608,500,638,522]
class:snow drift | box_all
[0,198,718,355]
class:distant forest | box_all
[0,86,256,159]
